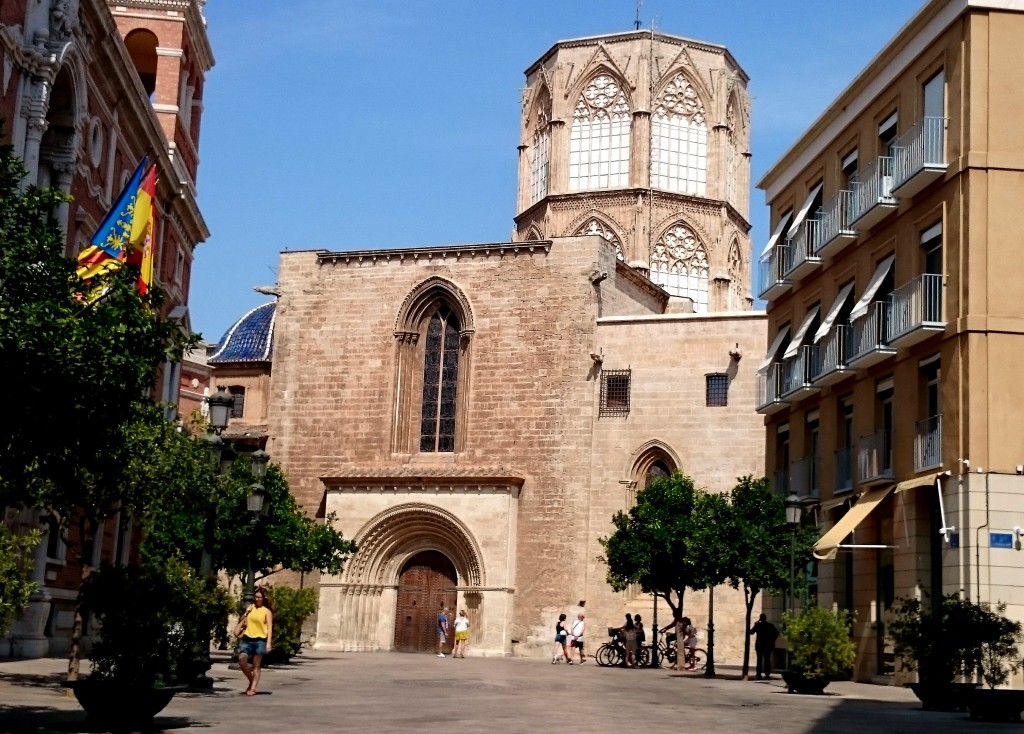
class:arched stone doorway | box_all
[393,550,457,653]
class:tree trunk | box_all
[741,584,758,681]
[66,516,96,682]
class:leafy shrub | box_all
[975,601,1023,688]
[0,525,40,638]
[888,593,982,683]
[82,557,231,687]
[782,602,855,679]
[262,585,318,661]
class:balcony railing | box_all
[757,245,793,301]
[915,415,942,471]
[834,445,854,493]
[858,429,894,485]
[815,190,857,258]
[756,362,788,414]
[780,346,818,399]
[849,301,896,367]
[785,218,822,280]
[811,324,855,386]
[892,116,947,196]
[887,273,944,347]
[850,156,898,228]
[790,455,820,499]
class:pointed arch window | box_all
[569,75,631,191]
[576,218,624,261]
[650,225,710,312]
[530,104,551,205]
[420,306,461,452]
[727,240,745,311]
[725,98,738,205]
[651,74,707,196]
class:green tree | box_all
[0,135,196,679]
[599,473,699,618]
[0,525,41,639]
[728,476,816,679]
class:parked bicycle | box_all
[681,646,708,671]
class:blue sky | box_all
[191,0,922,342]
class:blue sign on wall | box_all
[990,532,1014,549]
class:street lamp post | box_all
[784,492,802,617]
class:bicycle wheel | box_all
[693,648,708,671]
[658,641,675,668]
[637,645,651,668]
[596,643,617,667]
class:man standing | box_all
[749,613,780,679]
[570,613,586,663]
[437,604,449,658]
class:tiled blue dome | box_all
[209,301,276,364]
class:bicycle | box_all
[680,646,708,671]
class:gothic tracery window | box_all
[419,305,461,452]
[569,74,631,191]
[649,224,710,312]
[727,239,745,311]
[651,74,707,196]
[530,102,551,205]
[725,99,737,205]
[576,218,624,261]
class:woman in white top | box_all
[453,610,470,658]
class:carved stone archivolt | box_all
[393,276,475,338]
[574,74,630,122]
[572,217,624,261]
[650,224,709,278]
[653,73,706,125]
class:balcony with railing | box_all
[790,455,820,500]
[811,325,855,386]
[892,116,947,197]
[783,218,822,281]
[858,429,894,485]
[757,244,793,302]
[887,273,945,348]
[834,444,854,494]
[756,363,789,415]
[850,156,898,229]
[914,415,942,471]
[780,346,820,401]
[848,301,896,369]
[815,190,858,259]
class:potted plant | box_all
[965,601,1024,722]
[888,593,981,711]
[65,557,230,729]
[780,602,855,694]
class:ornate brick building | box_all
[213,30,766,660]
[1,0,212,657]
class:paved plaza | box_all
[0,651,998,733]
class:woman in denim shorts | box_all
[238,588,273,696]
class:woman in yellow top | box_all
[237,588,273,696]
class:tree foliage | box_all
[0,525,40,639]
[781,601,856,679]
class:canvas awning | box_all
[894,472,942,494]
[813,283,855,343]
[758,325,791,372]
[760,212,793,260]
[849,255,895,320]
[782,305,820,360]
[812,485,895,560]
[787,183,824,239]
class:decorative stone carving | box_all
[50,0,80,41]
[575,218,623,261]
[653,74,705,124]
[574,74,630,122]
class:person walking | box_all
[237,588,273,696]
[620,614,638,668]
[634,614,646,663]
[569,613,586,663]
[750,612,780,680]
[452,610,470,658]
[437,604,449,658]
[552,613,572,664]
[682,616,698,670]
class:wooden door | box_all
[394,550,457,653]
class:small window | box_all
[229,386,245,418]
[600,369,631,416]
[705,374,729,407]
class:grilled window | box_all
[706,373,729,407]
[600,369,631,416]
[229,386,245,418]
[419,306,460,452]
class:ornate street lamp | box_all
[200,429,224,473]
[207,386,234,434]
[242,452,271,607]
[250,449,269,481]
[784,492,802,617]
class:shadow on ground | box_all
[0,705,203,734]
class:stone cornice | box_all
[615,260,669,303]
[322,470,525,498]
[317,241,551,266]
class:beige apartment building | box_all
[211,29,766,659]
[756,0,1024,683]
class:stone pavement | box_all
[0,652,993,733]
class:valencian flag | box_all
[76,157,157,293]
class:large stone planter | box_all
[966,688,1024,722]
[780,670,831,695]
[907,681,979,712]
[62,679,187,729]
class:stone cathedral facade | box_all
[212,30,766,661]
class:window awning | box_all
[787,183,824,239]
[758,325,790,372]
[849,254,895,320]
[760,212,793,260]
[894,471,942,493]
[813,283,855,343]
[812,484,895,560]
[782,305,820,359]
